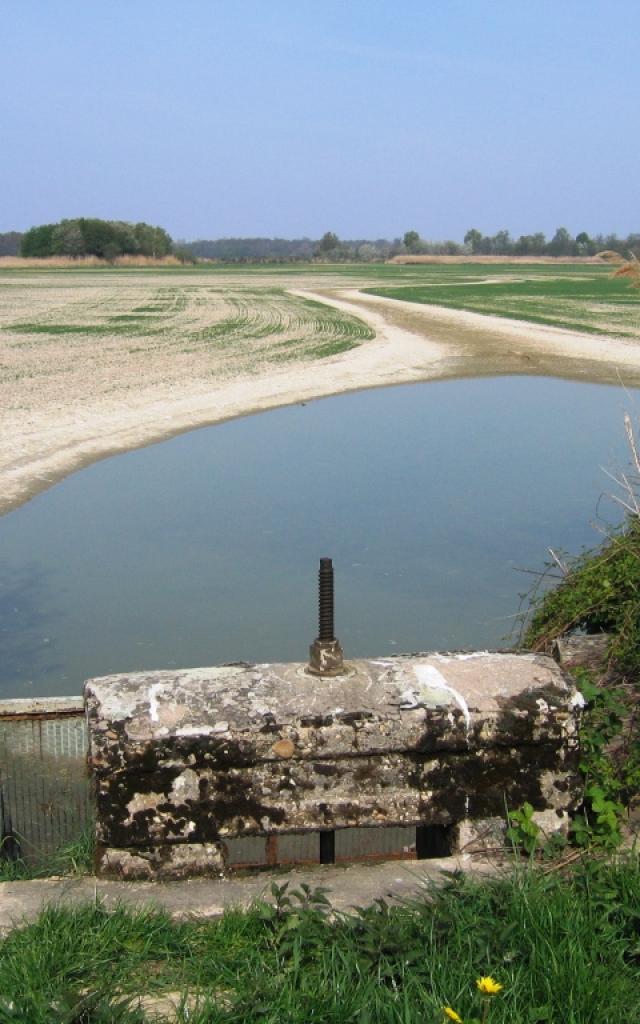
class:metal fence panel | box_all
[0,699,91,867]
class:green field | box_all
[365,265,640,339]
[5,259,633,341]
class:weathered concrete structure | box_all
[85,652,584,880]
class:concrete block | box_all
[85,652,584,879]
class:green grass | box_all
[366,271,640,339]
[8,322,114,335]
[0,260,607,284]
[0,827,95,883]
[1,860,638,1022]
[6,321,163,339]
[107,314,162,324]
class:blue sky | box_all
[1,1,638,241]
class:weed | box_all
[505,803,569,861]
[442,975,504,1024]
[572,784,626,849]
[573,669,639,802]
[506,802,541,857]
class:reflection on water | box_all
[0,563,63,690]
[0,376,637,698]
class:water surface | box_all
[1,376,636,698]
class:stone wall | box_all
[85,652,584,879]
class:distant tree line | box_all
[180,237,316,261]
[19,218,173,260]
[461,227,640,258]
[179,235,406,262]
[184,228,640,263]
[181,233,414,263]
[3,223,639,264]
[0,231,23,256]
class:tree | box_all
[52,220,85,257]
[134,222,172,258]
[21,223,56,257]
[78,218,122,258]
[548,226,574,257]
[403,230,421,253]
[491,229,513,255]
[464,228,483,254]
[531,232,547,254]
[317,231,340,253]
[576,231,594,256]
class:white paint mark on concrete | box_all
[434,651,490,662]
[149,682,164,722]
[413,664,471,731]
[415,664,452,689]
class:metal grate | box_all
[0,699,92,867]
[224,826,420,870]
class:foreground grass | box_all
[1,860,638,1022]
[367,271,640,340]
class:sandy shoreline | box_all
[3,283,640,517]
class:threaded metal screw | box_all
[308,557,344,676]
[318,557,335,641]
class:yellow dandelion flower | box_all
[476,976,503,995]
[443,1007,463,1023]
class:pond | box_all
[1,375,637,698]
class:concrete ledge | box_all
[0,855,500,937]
[0,697,84,719]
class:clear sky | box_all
[2,1,638,241]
